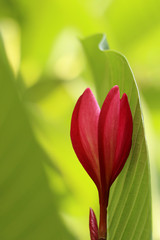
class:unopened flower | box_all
[70,86,133,239]
[89,208,98,240]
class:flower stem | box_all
[98,192,108,240]
[99,204,107,239]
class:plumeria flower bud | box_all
[70,86,133,239]
[89,208,98,240]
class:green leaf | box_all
[23,76,63,102]
[81,34,152,240]
[0,35,75,240]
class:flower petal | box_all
[98,86,120,188]
[111,93,133,184]
[89,208,98,240]
[70,88,100,189]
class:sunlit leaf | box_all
[23,76,63,102]
[0,35,75,240]
[82,34,152,240]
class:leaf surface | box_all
[82,34,152,240]
[0,36,75,240]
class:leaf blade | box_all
[81,34,152,240]
[0,35,75,240]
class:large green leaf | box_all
[82,34,152,240]
[0,36,75,240]
[23,76,63,103]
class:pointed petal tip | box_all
[83,87,96,99]
[121,92,128,101]
[113,85,119,90]
[83,87,92,95]
[109,85,120,99]
[112,85,120,94]
[89,208,95,216]
[89,208,98,240]
[85,87,92,92]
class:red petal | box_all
[111,93,133,184]
[70,88,100,189]
[89,208,98,240]
[98,86,120,188]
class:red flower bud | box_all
[89,208,98,240]
[70,86,133,239]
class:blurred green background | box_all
[0,0,160,239]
